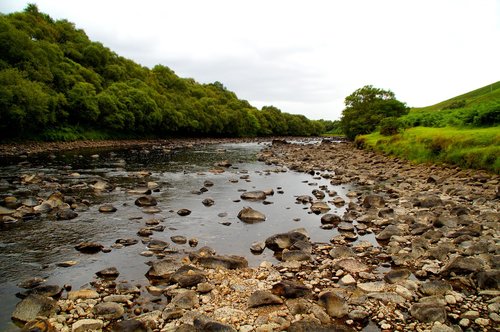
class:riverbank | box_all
[6,139,500,331]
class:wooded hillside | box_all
[0,5,330,141]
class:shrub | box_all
[379,117,403,136]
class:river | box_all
[0,141,377,331]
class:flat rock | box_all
[321,213,341,224]
[288,321,354,332]
[362,195,385,208]
[310,201,331,214]
[240,191,267,200]
[72,319,104,332]
[56,209,78,220]
[335,258,370,274]
[146,258,183,279]
[248,290,284,308]
[357,282,386,293]
[419,280,452,296]
[271,280,311,298]
[68,289,100,300]
[108,319,150,332]
[12,295,57,323]
[318,291,348,318]
[135,196,157,207]
[376,225,402,241]
[170,265,206,287]
[441,256,484,276]
[282,249,312,262]
[265,231,309,252]
[170,235,187,244]
[177,208,191,216]
[170,290,199,309]
[410,303,447,323]
[196,255,248,269]
[93,302,124,320]
[98,204,117,213]
[384,269,411,284]
[96,267,120,279]
[74,242,103,254]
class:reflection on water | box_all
[0,142,365,330]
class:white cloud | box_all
[1,0,499,120]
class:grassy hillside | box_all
[359,82,500,173]
[412,81,500,112]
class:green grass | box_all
[412,81,500,112]
[357,126,500,173]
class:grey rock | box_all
[135,196,157,207]
[193,315,236,332]
[410,303,447,323]
[282,249,312,262]
[170,235,187,244]
[248,290,284,308]
[310,201,331,214]
[146,258,183,279]
[318,291,348,318]
[237,207,266,222]
[170,265,206,287]
[384,269,411,284]
[272,280,310,298]
[170,290,198,309]
[362,195,385,208]
[56,209,78,220]
[96,267,120,279]
[321,213,341,224]
[420,280,452,296]
[265,231,308,252]
[108,319,151,332]
[376,225,402,241]
[74,242,103,254]
[195,255,248,270]
[288,321,354,332]
[441,256,483,276]
[98,204,117,213]
[12,295,57,323]
[93,302,124,320]
[240,191,267,200]
[72,319,104,332]
[177,208,191,216]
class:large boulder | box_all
[11,295,57,323]
[240,191,267,200]
[265,231,309,252]
[170,265,206,287]
[318,291,348,318]
[362,194,385,208]
[195,255,248,270]
[146,258,183,279]
[134,196,157,207]
[248,290,283,308]
[237,207,266,223]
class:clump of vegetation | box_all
[339,85,409,140]
[379,117,404,136]
[359,127,500,173]
[0,5,330,141]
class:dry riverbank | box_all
[7,139,500,332]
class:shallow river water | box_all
[0,141,375,331]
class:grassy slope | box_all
[359,82,500,173]
[412,81,500,112]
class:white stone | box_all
[445,294,456,305]
[357,281,385,292]
[339,274,356,286]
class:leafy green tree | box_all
[340,85,408,140]
[67,82,99,123]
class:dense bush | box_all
[379,117,403,136]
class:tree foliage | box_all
[0,5,326,141]
[340,85,408,140]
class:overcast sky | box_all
[2,0,499,120]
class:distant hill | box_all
[0,5,329,141]
[412,81,500,112]
[401,81,500,128]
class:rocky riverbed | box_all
[3,138,500,332]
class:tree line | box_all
[0,5,331,141]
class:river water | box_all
[0,141,371,331]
